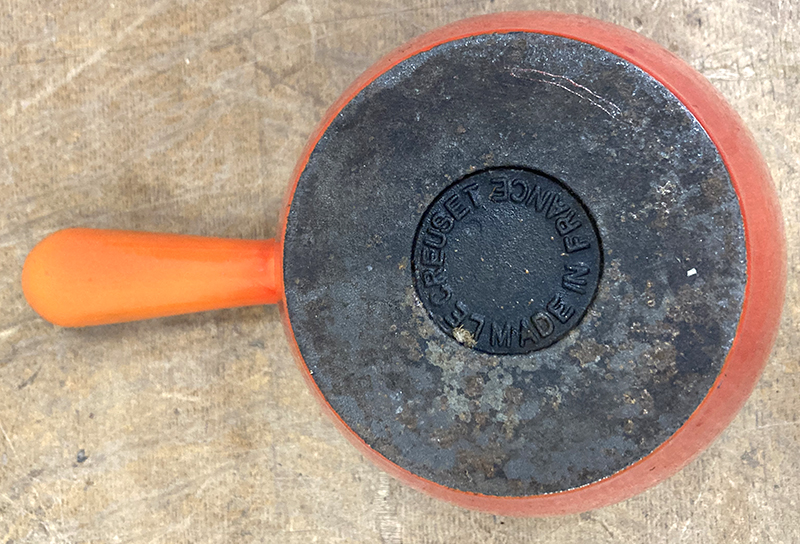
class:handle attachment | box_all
[22,228,281,327]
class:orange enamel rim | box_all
[277,12,786,515]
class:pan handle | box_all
[22,228,281,327]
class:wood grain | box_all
[1,0,798,542]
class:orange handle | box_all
[22,228,282,327]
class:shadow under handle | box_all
[22,228,282,327]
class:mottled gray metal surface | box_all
[283,33,746,496]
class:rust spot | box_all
[452,325,477,348]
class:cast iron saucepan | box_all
[21,12,786,515]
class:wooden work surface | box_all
[1,1,798,542]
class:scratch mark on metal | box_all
[511,68,623,119]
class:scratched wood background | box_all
[0,0,798,542]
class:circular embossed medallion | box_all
[412,168,601,354]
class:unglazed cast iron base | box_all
[278,13,784,515]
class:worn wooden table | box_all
[1,0,798,542]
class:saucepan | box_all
[21,12,785,515]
